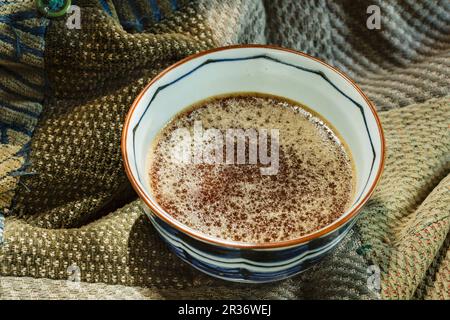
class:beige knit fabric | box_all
[415,232,450,300]
[358,98,450,300]
[0,0,449,299]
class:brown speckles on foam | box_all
[148,94,355,244]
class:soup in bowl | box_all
[121,45,385,283]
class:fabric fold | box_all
[0,0,49,245]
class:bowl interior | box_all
[124,46,383,242]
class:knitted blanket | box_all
[0,0,449,300]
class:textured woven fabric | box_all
[0,0,449,299]
[357,98,450,299]
[414,232,450,300]
[0,0,48,241]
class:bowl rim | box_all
[121,44,385,249]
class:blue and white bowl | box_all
[121,45,385,283]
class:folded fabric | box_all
[0,0,449,299]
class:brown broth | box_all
[148,93,355,243]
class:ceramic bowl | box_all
[121,45,385,283]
